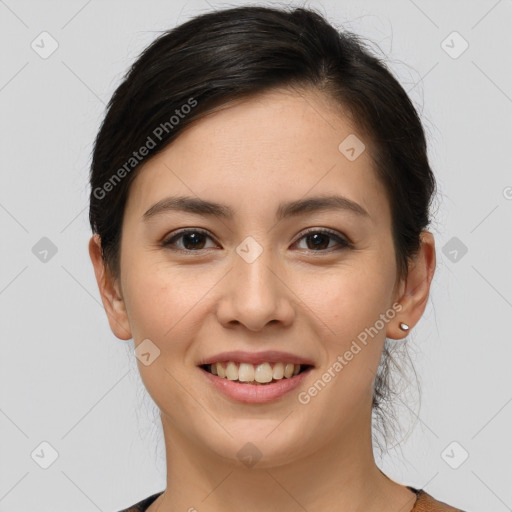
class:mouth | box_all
[200,362,314,385]
[197,350,315,403]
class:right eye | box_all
[161,228,218,252]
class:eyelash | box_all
[161,228,352,254]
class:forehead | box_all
[124,87,389,225]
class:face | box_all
[96,87,413,467]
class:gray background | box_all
[1,0,511,511]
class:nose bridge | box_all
[217,236,294,330]
[235,236,279,306]
[238,241,276,297]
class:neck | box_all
[150,403,416,512]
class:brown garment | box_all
[411,487,466,511]
[117,486,466,511]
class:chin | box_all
[200,421,313,469]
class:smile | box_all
[199,363,313,403]
[202,361,312,384]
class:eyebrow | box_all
[142,194,370,222]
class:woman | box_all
[88,5,465,511]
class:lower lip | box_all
[199,366,312,404]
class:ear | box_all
[387,230,436,340]
[88,234,132,340]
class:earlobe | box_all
[88,234,132,340]
[387,230,436,340]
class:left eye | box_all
[294,229,351,251]
[162,228,351,252]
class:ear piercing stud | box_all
[399,322,409,332]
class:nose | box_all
[215,246,295,331]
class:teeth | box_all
[207,362,305,384]
[238,363,255,382]
[284,363,295,378]
[225,361,238,381]
[254,362,273,383]
[216,362,226,378]
[272,362,284,379]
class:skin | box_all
[89,87,436,512]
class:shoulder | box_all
[116,491,164,512]
[410,487,467,512]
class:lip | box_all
[197,350,315,366]
[199,365,313,404]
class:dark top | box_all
[117,491,162,512]
[117,486,467,511]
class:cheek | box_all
[295,268,392,419]
[299,261,394,338]
[123,264,209,409]
[123,260,208,344]
[301,260,395,396]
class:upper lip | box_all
[198,350,315,367]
